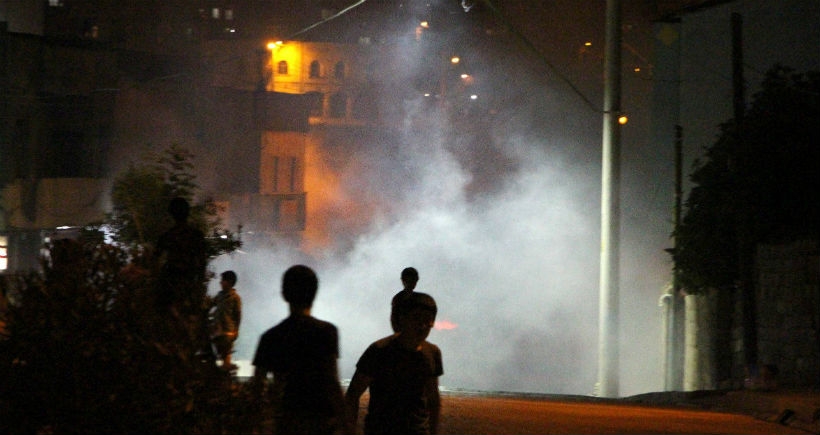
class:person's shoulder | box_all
[370,334,398,349]
[421,340,441,354]
[261,319,288,337]
[309,316,339,332]
[391,289,410,304]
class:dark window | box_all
[306,91,324,117]
[309,60,320,78]
[277,60,288,75]
[329,93,346,118]
[334,61,345,79]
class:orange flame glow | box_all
[434,320,458,330]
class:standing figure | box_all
[155,197,208,313]
[346,292,443,435]
[390,267,419,332]
[252,265,348,435]
[210,270,242,369]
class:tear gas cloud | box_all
[208,86,671,396]
[203,3,671,397]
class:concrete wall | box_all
[754,239,820,388]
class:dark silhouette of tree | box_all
[108,143,241,258]
[673,65,820,293]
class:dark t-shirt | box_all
[356,335,443,435]
[253,315,343,416]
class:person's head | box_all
[401,267,419,291]
[393,292,437,343]
[168,197,191,222]
[220,270,237,290]
[282,265,318,308]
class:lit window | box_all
[225,9,234,20]
[309,60,321,78]
[212,8,220,19]
[334,61,345,79]
[278,61,288,75]
[0,235,7,271]
[48,0,63,7]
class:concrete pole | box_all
[597,0,622,398]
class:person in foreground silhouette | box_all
[346,292,443,435]
[252,265,348,435]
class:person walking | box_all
[252,265,348,435]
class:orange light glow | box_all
[618,115,628,125]
[434,320,458,330]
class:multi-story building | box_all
[1,0,401,270]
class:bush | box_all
[0,238,261,434]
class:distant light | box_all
[469,94,478,100]
[460,74,469,79]
[618,115,628,125]
[450,56,460,64]
[434,320,458,330]
[424,93,431,97]
[585,41,593,46]
[266,41,283,50]
[420,21,429,28]
[633,67,641,73]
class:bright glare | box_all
[618,115,628,125]
[450,56,460,64]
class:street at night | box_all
[433,392,812,434]
[2,1,819,433]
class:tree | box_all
[0,144,253,433]
[107,143,241,258]
[673,65,820,293]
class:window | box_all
[334,61,345,80]
[225,9,234,20]
[277,60,288,75]
[309,60,320,78]
[211,8,220,19]
[272,157,279,192]
[306,92,324,117]
[330,93,346,118]
[289,158,297,192]
[0,235,7,271]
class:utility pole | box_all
[597,0,622,398]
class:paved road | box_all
[432,393,808,434]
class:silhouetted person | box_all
[252,265,348,435]
[390,267,419,332]
[155,197,208,313]
[210,270,241,369]
[346,292,443,435]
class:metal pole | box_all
[597,0,622,398]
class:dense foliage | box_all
[0,145,259,433]
[107,144,242,258]
[673,66,820,292]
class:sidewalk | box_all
[626,389,820,433]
